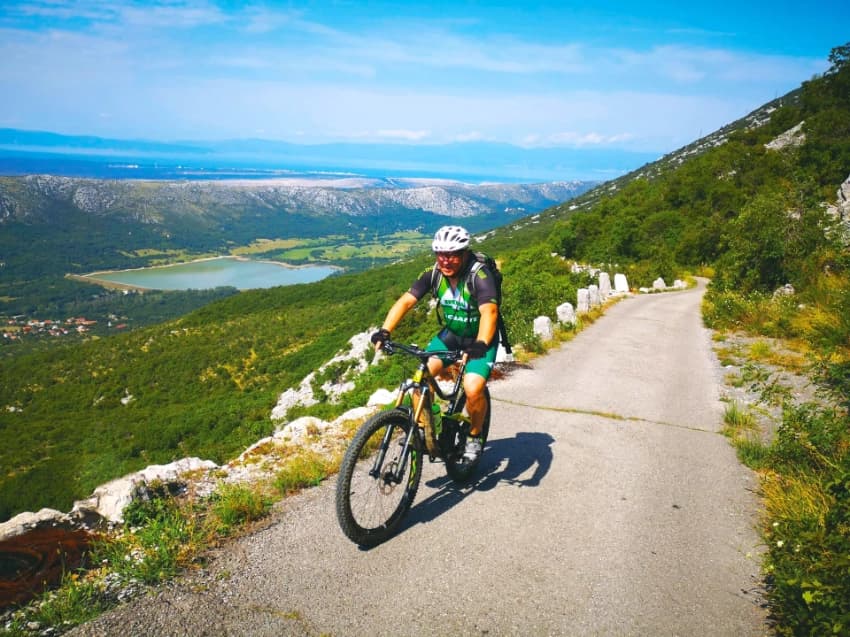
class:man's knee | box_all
[464,375,486,401]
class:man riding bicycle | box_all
[371,225,499,463]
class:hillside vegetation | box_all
[0,42,848,636]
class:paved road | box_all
[71,281,768,636]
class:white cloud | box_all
[528,131,637,147]
[376,129,432,141]
[453,131,489,142]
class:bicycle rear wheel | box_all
[444,387,491,483]
[335,409,423,547]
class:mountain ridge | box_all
[0,174,596,239]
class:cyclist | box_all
[371,225,499,463]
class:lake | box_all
[83,257,337,291]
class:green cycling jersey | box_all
[408,260,499,340]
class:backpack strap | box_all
[465,259,512,355]
[430,264,446,326]
[429,263,442,298]
[467,259,484,299]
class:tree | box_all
[715,193,793,292]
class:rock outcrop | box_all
[826,173,850,245]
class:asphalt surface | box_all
[70,281,769,636]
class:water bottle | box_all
[431,402,442,435]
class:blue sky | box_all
[0,1,847,178]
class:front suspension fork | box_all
[369,411,418,483]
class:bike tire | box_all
[335,408,423,547]
[444,387,491,483]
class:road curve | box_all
[71,280,768,636]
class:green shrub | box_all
[702,289,800,338]
[769,404,847,474]
[274,452,333,494]
[209,483,272,535]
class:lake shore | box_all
[72,256,341,292]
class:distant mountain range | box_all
[0,173,596,239]
[0,127,660,182]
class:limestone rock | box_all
[0,508,73,542]
[368,388,398,406]
[71,457,217,524]
[599,272,611,298]
[773,283,795,298]
[271,330,375,420]
[577,288,590,313]
[272,416,326,445]
[556,302,576,325]
[765,122,805,151]
[614,273,629,293]
[652,277,666,290]
[825,173,850,245]
[533,316,554,341]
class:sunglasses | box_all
[435,251,464,260]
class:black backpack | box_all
[430,251,512,356]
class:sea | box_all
[0,149,513,184]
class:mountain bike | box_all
[335,339,491,547]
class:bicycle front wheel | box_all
[335,409,423,547]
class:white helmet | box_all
[432,225,470,252]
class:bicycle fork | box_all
[369,414,419,484]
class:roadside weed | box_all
[274,450,335,495]
[722,402,769,469]
[209,483,273,535]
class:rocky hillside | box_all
[512,88,806,229]
[0,175,595,228]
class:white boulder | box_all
[0,508,72,542]
[577,288,590,313]
[599,272,611,298]
[368,388,398,406]
[614,273,629,293]
[71,457,217,524]
[556,302,576,325]
[533,316,554,341]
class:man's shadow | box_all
[400,431,555,530]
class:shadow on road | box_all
[398,431,555,533]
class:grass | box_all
[209,484,274,535]
[273,451,336,495]
[3,573,110,636]
[722,401,770,469]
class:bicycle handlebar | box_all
[380,339,465,364]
